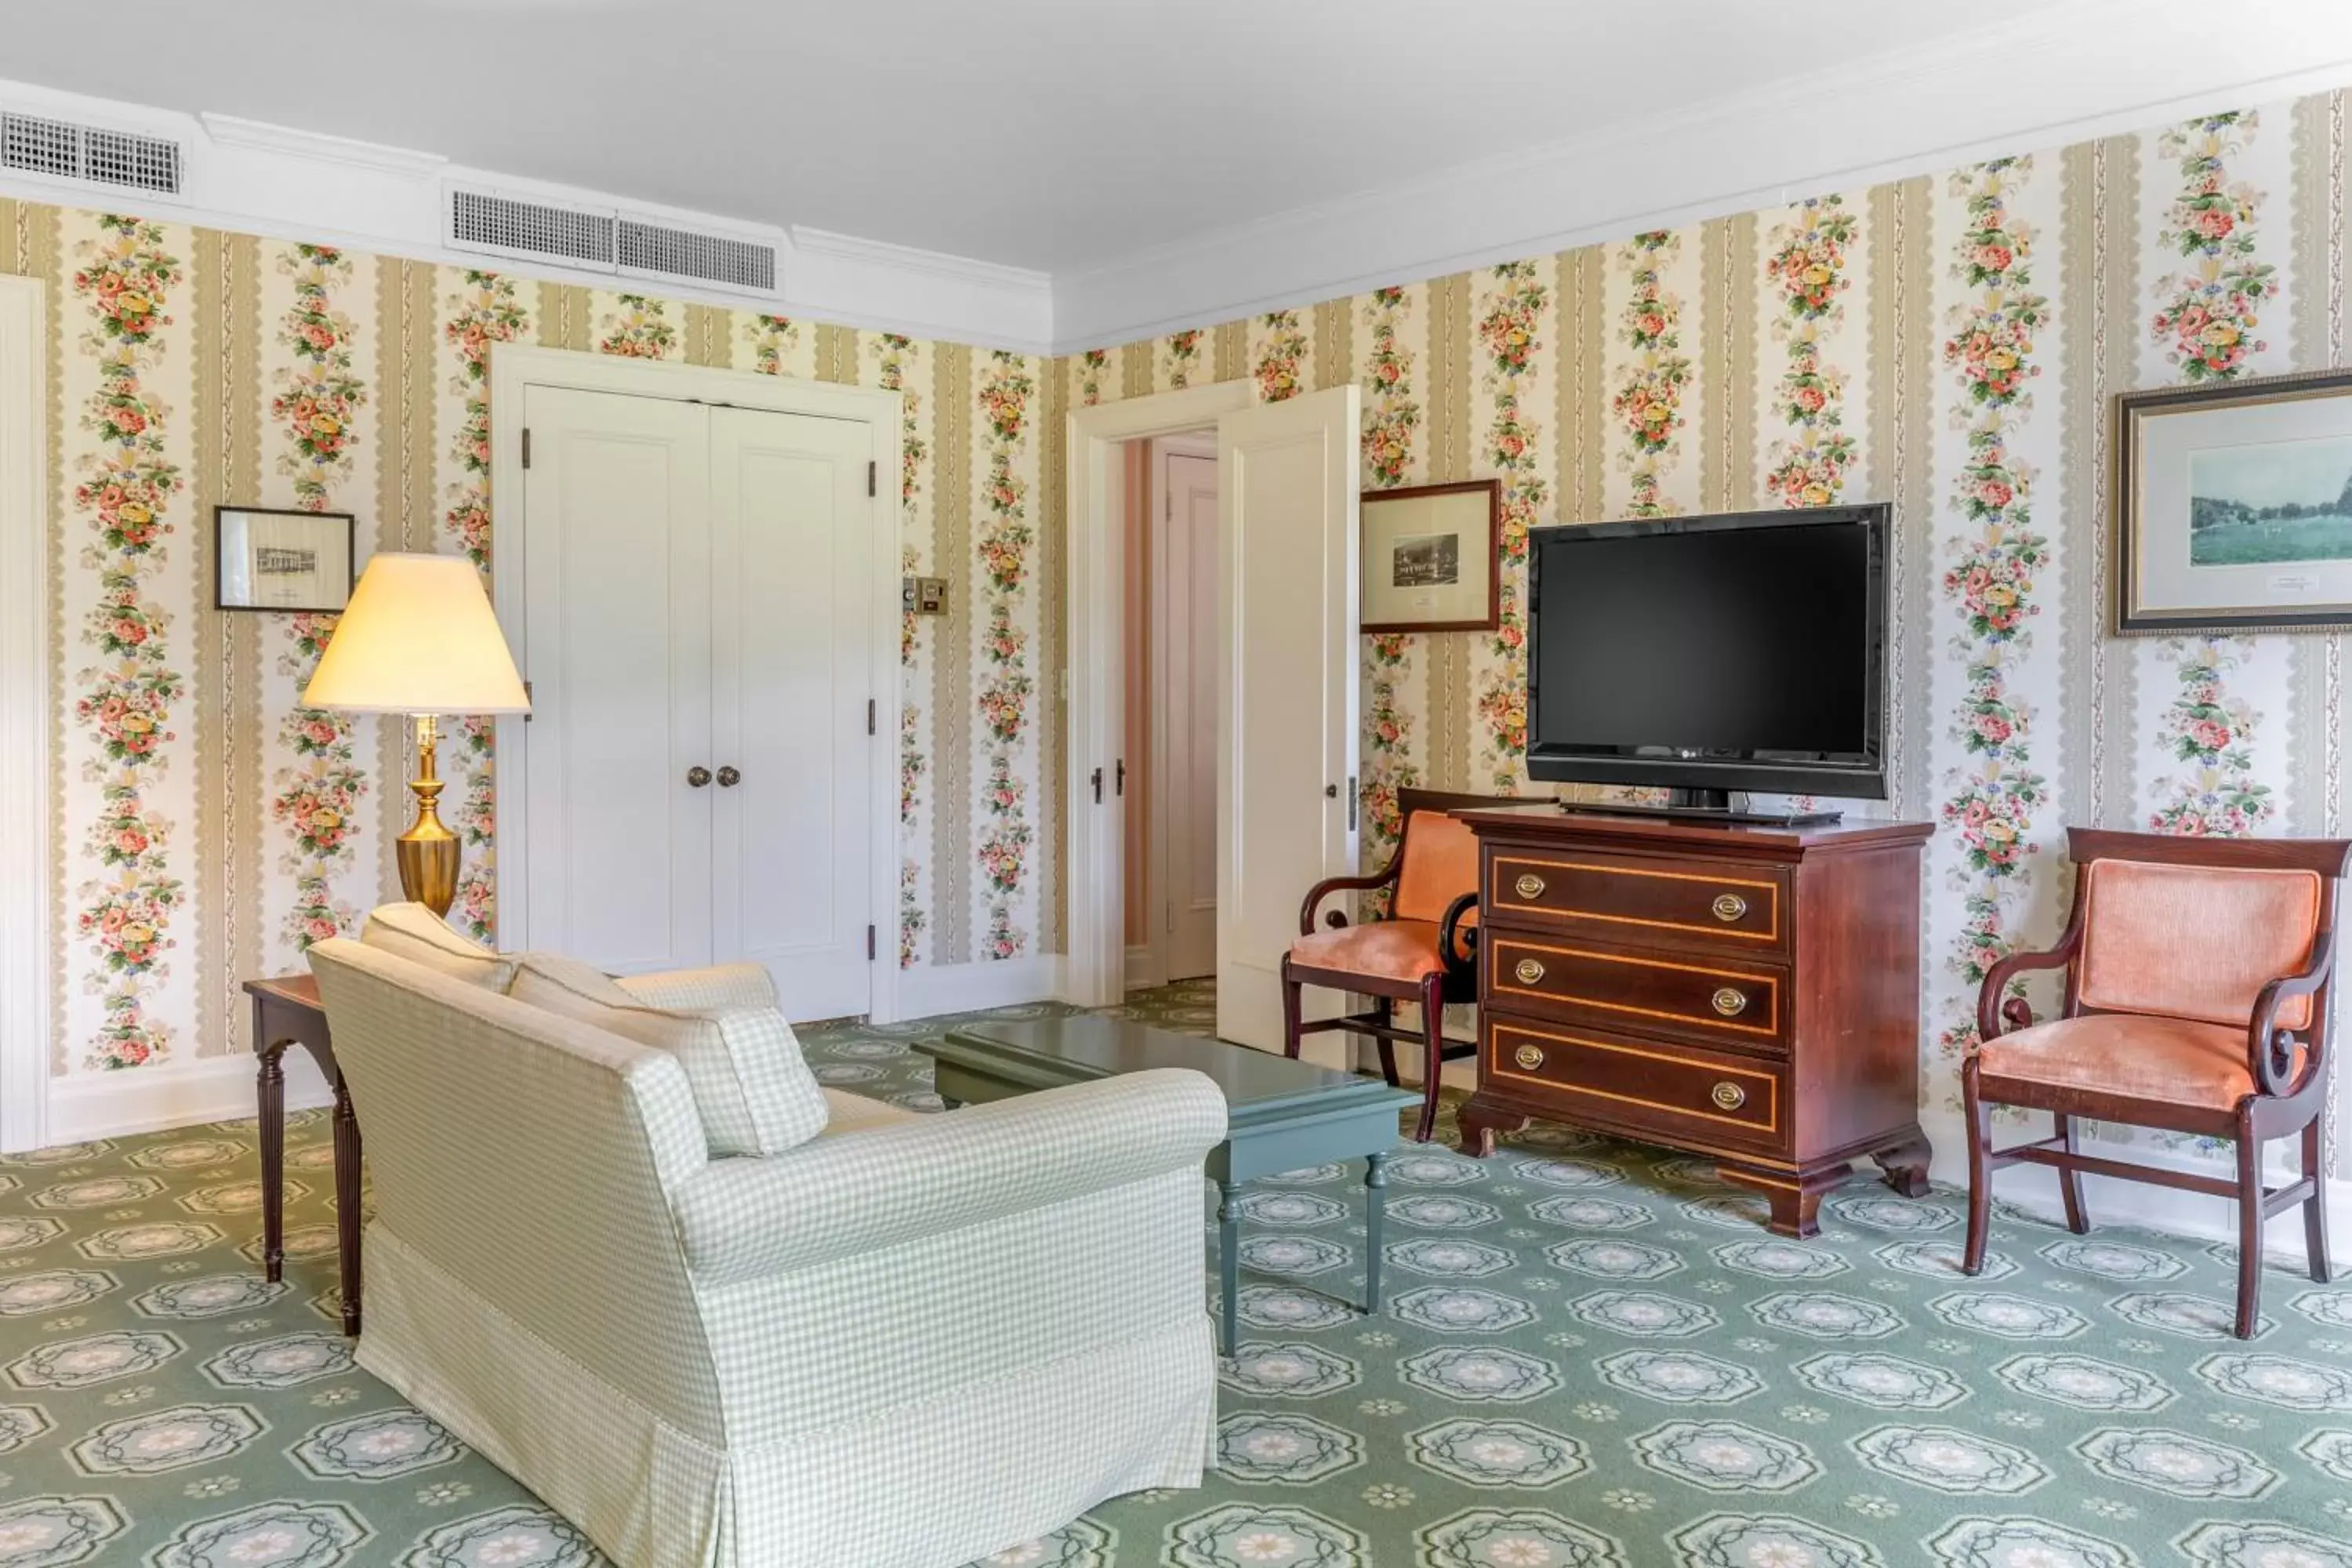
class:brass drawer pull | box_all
[1711,892,1748,923]
[1711,1080,1748,1110]
[1514,873,1547,900]
[1513,1044,1545,1071]
[1513,957,1546,986]
[1711,986,1749,1018]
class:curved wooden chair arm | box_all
[2247,928,2334,1095]
[1298,868,1399,935]
[1439,891,1480,985]
[1976,927,2082,1043]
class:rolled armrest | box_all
[2248,929,2334,1094]
[615,962,779,1011]
[671,1068,1226,1285]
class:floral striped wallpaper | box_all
[4,202,1056,1087]
[1067,87,2352,1172]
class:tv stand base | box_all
[1559,800,1846,828]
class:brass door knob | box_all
[687,766,712,788]
[1513,957,1546,985]
[1711,892,1748,922]
[1711,1080,1748,1110]
[716,766,741,787]
[1513,1044,1545,1070]
[1711,986,1748,1018]
[1514,873,1546,899]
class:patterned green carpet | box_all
[5,978,2352,1566]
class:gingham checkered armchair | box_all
[308,936,1227,1568]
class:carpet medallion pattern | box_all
[2,979,2350,1565]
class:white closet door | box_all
[710,406,874,1022]
[521,386,713,973]
[1215,385,1362,1054]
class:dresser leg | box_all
[1454,1094,1527,1159]
[256,1039,288,1284]
[1871,1132,1934,1199]
[1722,1162,1848,1240]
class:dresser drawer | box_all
[1484,848,1788,954]
[1486,1018,1790,1156]
[1485,931,1787,1051]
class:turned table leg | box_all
[1216,1181,1240,1357]
[331,1081,363,1336]
[1363,1151,1388,1315]
[256,1034,288,1285]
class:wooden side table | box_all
[244,975,362,1336]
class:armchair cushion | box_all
[1976,1013,2297,1110]
[615,961,779,1011]
[510,952,828,1157]
[2078,858,2321,1029]
[359,902,517,993]
[1290,919,1447,984]
[1393,809,1482,927]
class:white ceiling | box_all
[7,0,2352,350]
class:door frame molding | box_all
[1,274,49,1152]
[1065,382,1251,1010]
[1145,436,1218,991]
[486,344,909,1024]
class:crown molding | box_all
[198,113,447,178]
[1049,1,2352,351]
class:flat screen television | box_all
[1526,503,1888,818]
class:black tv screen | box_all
[1526,504,1887,799]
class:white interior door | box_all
[1155,447,1219,982]
[520,386,713,973]
[1215,384,1361,1054]
[710,406,874,1021]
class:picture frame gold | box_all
[1361,479,1501,634]
[2116,367,2352,634]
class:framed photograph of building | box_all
[214,506,356,613]
[1361,479,1500,633]
[2118,368,2352,632]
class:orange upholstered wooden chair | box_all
[1282,789,1507,1142]
[1965,826,2348,1338]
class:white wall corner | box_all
[1,274,50,1155]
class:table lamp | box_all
[302,553,530,917]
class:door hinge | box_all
[1166,899,1174,935]
[867,924,877,961]
[1091,767,1103,804]
[521,679,533,722]
[868,460,877,498]
[521,428,532,470]
[1348,776,1358,832]
[1116,759,1126,797]
[867,698,876,735]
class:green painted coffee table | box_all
[921,1015,1417,1355]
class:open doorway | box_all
[1122,432,1218,993]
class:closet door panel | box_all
[520,386,713,973]
[710,407,874,1020]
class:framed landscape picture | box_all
[2118,368,2352,632]
[214,506,355,612]
[1361,479,1500,633]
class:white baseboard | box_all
[1918,1109,2352,1260]
[892,955,1067,1021]
[44,1051,332,1148]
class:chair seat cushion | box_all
[1977,1013,2278,1111]
[1290,920,1446,984]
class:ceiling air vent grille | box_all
[448,187,615,268]
[617,216,777,293]
[2,111,183,194]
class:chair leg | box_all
[1413,974,1445,1145]
[1962,1057,1992,1276]
[2235,1125,2264,1341]
[1370,996,1399,1087]
[1279,958,1304,1061]
[2054,1113,2090,1236]
[2306,1119,2334,1286]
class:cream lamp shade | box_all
[302,553,529,714]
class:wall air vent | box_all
[447,186,615,270]
[617,216,778,294]
[3,111,182,194]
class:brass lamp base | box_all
[397,714,463,917]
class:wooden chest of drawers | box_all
[1455,808,1934,1237]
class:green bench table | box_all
[919,1015,1416,1355]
